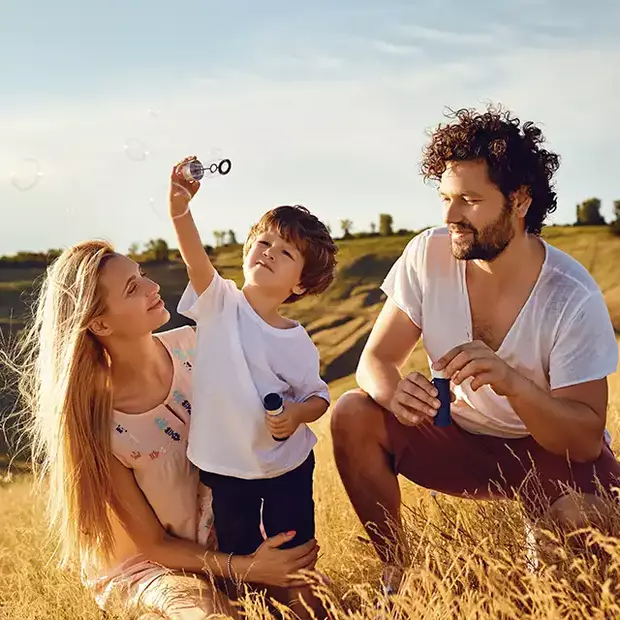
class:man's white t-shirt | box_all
[177,272,330,479]
[381,226,618,438]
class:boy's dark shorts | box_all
[382,409,620,518]
[199,451,315,556]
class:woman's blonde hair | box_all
[17,240,118,568]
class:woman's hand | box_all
[169,155,201,219]
[233,531,319,588]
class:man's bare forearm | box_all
[508,375,605,462]
[356,353,402,412]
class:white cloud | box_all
[371,40,421,56]
[1,26,619,254]
[396,24,504,47]
[489,46,620,140]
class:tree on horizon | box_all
[128,242,140,259]
[144,238,170,262]
[575,198,606,226]
[379,213,394,236]
[213,231,226,247]
[611,199,620,236]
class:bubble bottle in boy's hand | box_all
[431,370,452,427]
[263,393,289,441]
[182,157,232,181]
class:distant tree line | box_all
[2,203,619,268]
[574,197,620,235]
[0,250,63,268]
[213,230,238,247]
[0,213,411,267]
[338,213,413,239]
[127,239,216,263]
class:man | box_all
[330,105,620,587]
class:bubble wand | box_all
[182,158,232,181]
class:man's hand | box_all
[265,401,304,439]
[169,155,201,219]
[389,372,456,426]
[433,340,522,396]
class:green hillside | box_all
[1,225,619,460]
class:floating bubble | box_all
[150,197,177,222]
[149,197,165,221]
[200,148,227,180]
[9,158,42,191]
[124,139,150,161]
[207,147,222,160]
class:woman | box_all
[16,239,320,619]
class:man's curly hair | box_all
[420,105,560,235]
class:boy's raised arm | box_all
[169,156,215,296]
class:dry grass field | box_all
[1,226,620,619]
[2,363,620,619]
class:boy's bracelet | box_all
[171,205,191,220]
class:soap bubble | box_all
[124,139,150,161]
[151,188,191,222]
[150,197,179,222]
[200,148,225,179]
[9,158,42,191]
[149,197,166,221]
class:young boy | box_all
[168,156,338,567]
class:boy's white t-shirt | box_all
[381,226,618,438]
[177,272,330,479]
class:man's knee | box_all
[548,493,611,530]
[330,389,387,448]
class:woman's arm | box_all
[109,456,318,586]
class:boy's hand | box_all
[265,401,304,439]
[170,155,201,219]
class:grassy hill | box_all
[1,225,620,462]
[1,225,620,618]
[2,225,619,376]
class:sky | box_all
[1,0,619,254]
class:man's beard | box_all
[449,203,515,261]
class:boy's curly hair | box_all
[420,104,561,235]
[244,205,338,303]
